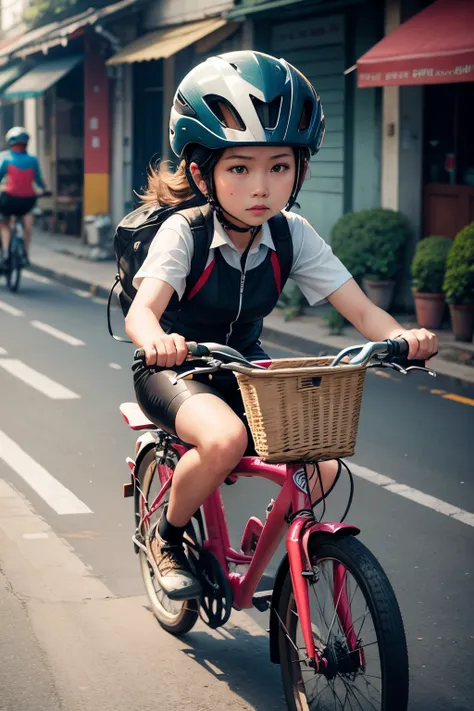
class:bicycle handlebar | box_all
[134,337,436,380]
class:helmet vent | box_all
[203,95,246,131]
[250,95,282,131]
[174,91,196,117]
[298,99,314,131]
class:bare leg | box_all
[0,221,10,255]
[22,212,33,255]
[168,393,248,527]
[310,460,340,505]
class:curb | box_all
[29,261,474,386]
[29,262,110,300]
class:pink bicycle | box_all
[120,339,435,711]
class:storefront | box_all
[357,0,474,240]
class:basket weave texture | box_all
[235,357,367,463]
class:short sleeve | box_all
[132,214,194,299]
[286,212,352,306]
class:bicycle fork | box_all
[285,477,360,671]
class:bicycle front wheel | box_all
[6,240,21,292]
[277,535,409,711]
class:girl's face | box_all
[192,145,297,229]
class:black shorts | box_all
[132,342,269,452]
[0,194,36,219]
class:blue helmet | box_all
[6,126,30,147]
[170,51,325,159]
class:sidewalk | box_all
[29,227,474,384]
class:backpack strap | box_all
[268,212,293,294]
[178,204,214,301]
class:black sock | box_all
[158,511,186,545]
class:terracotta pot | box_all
[449,304,474,342]
[412,291,446,329]
[362,279,395,311]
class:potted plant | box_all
[331,208,411,310]
[442,222,474,341]
[411,236,452,328]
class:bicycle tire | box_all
[136,448,199,635]
[6,239,21,292]
[277,534,409,711]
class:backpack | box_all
[107,199,293,342]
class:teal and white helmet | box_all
[170,50,325,159]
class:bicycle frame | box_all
[138,442,360,669]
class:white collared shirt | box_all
[134,210,352,306]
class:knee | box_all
[200,422,247,473]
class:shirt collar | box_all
[211,213,276,253]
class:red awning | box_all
[357,0,474,88]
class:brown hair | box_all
[140,159,195,206]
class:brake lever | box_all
[405,365,436,377]
[171,359,222,384]
[368,361,436,377]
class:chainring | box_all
[187,545,233,629]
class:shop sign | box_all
[272,14,344,52]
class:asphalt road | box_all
[0,271,473,711]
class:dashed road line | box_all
[23,270,52,284]
[0,431,92,515]
[0,300,24,317]
[0,347,7,355]
[0,359,80,399]
[109,362,122,370]
[442,393,474,407]
[31,320,86,346]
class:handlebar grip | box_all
[392,337,409,357]
[133,342,210,362]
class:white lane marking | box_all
[0,431,92,515]
[350,462,474,528]
[0,347,7,355]
[23,270,52,284]
[109,363,122,370]
[0,300,24,316]
[0,359,80,399]
[92,297,107,305]
[73,289,91,298]
[31,320,86,346]
[23,532,49,540]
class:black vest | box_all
[160,215,293,355]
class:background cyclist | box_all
[0,126,46,268]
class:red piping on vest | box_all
[270,250,281,294]
[186,258,216,300]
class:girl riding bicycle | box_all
[125,50,437,601]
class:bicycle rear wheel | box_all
[136,448,199,635]
[6,238,21,292]
[277,535,409,711]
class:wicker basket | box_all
[235,357,367,463]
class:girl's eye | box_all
[229,165,247,174]
[272,163,290,173]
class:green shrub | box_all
[442,223,474,305]
[411,236,452,293]
[331,208,411,281]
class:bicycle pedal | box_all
[252,590,273,612]
[123,482,134,498]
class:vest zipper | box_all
[225,271,246,344]
[225,227,260,346]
